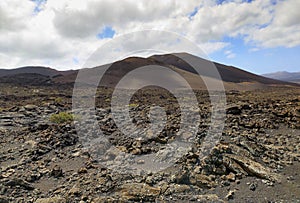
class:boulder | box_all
[35,197,66,203]
[225,154,280,182]
[119,183,160,201]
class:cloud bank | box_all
[0,0,299,69]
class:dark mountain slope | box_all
[151,53,291,84]
[0,66,75,78]
[1,53,299,89]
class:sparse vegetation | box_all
[50,112,74,124]
[128,103,139,108]
[54,97,63,104]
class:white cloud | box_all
[224,50,236,59]
[246,0,300,48]
[188,0,273,43]
[52,0,191,38]
[0,0,299,69]
[0,0,35,32]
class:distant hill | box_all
[0,66,75,78]
[0,53,299,90]
[262,71,300,84]
[0,73,51,86]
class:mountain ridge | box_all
[1,53,299,89]
[0,66,75,78]
[262,71,300,84]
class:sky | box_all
[0,0,299,74]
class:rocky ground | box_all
[0,84,299,202]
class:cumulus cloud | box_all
[52,0,190,38]
[0,0,35,32]
[188,0,273,42]
[246,0,300,48]
[0,0,299,69]
[224,50,236,59]
[0,4,68,60]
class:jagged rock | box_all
[0,85,299,202]
[193,194,224,202]
[50,166,63,178]
[24,104,38,111]
[0,169,15,178]
[92,197,116,202]
[119,183,160,201]
[226,190,235,200]
[249,182,257,191]
[226,172,236,182]
[68,186,81,196]
[241,104,252,110]
[226,105,242,115]
[0,119,13,126]
[189,174,216,188]
[173,171,190,185]
[4,178,34,190]
[222,156,247,176]
[0,196,9,203]
[164,184,190,195]
[35,196,66,203]
[26,172,41,182]
[239,140,261,156]
[78,167,88,174]
[225,154,280,181]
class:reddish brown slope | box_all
[150,53,293,85]
[1,53,299,90]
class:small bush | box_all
[50,112,74,124]
[128,103,139,108]
[54,97,63,104]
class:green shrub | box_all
[50,112,74,124]
[128,103,139,108]
[54,97,63,104]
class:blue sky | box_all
[210,36,300,74]
[0,0,299,74]
[91,24,299,75]
[97,26,115,39]
[92,21,299,74]
[31,0,46,13]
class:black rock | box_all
[249,182,257,191]
[50,166,63,178]
[4,178,34,190]
[226,106,242,115]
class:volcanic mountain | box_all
[0,53,298,90]
[262,71,300,84]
